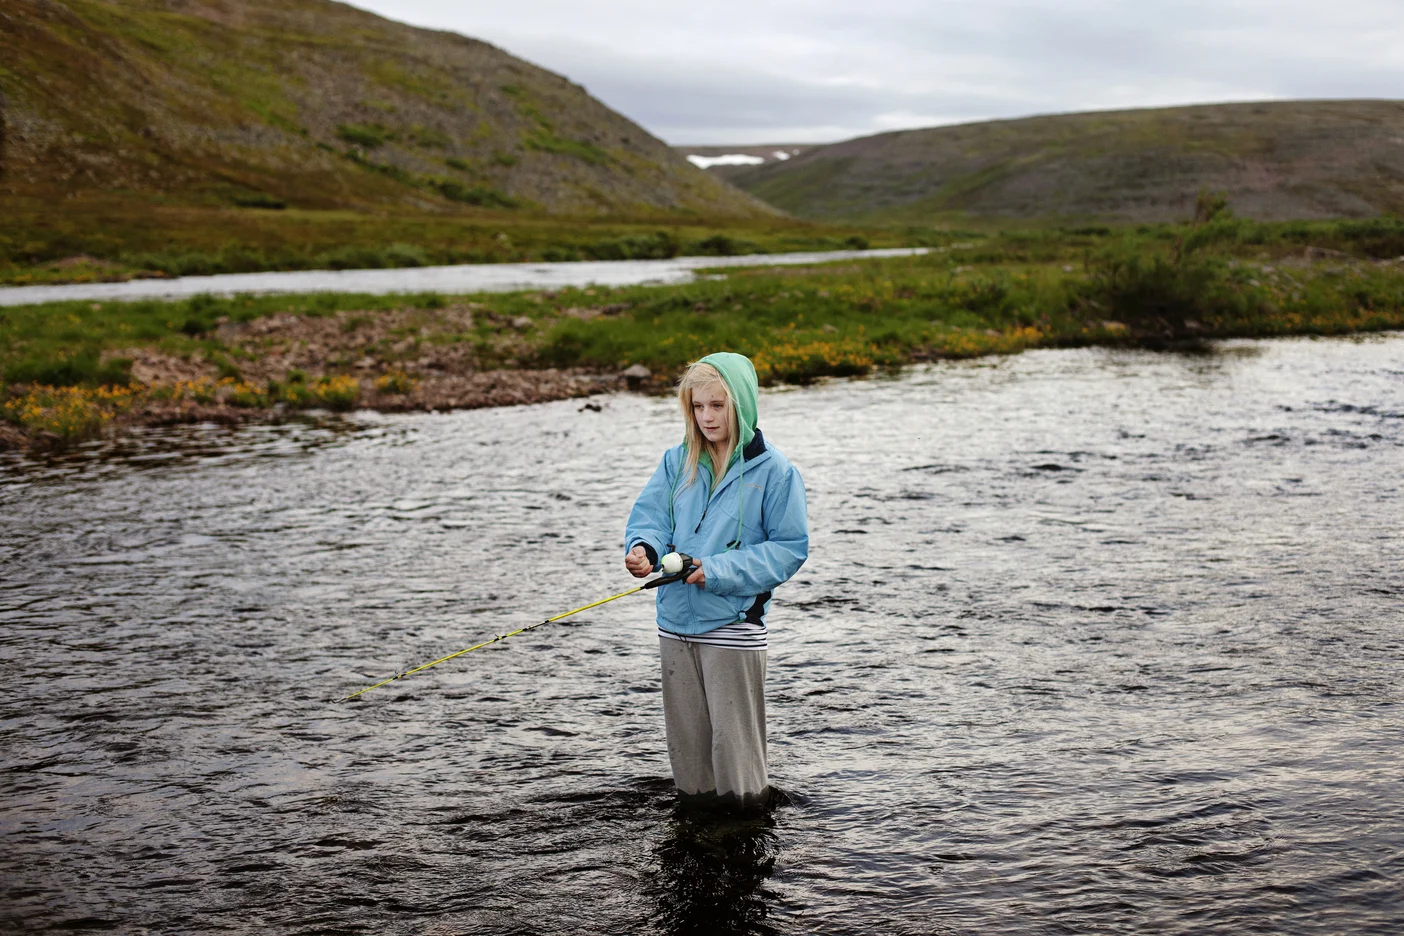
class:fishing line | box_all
[337,554,694,703]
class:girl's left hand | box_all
[685,559,705,587]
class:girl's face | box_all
[692,383,730,445]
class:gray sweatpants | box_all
[658,636,769,808]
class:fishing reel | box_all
[645,552,694,588]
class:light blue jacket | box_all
[625,429,808,635]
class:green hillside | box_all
[724,101,1404,224]
[0,0,837,281]
[0,0,772,214]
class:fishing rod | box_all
[337,552,694,703]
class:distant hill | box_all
[719,101,1404,223]
[0,0,770,217]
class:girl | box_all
[624,352,808,808]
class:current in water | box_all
[1,334,1401,934]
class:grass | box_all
[3,218,1402,447]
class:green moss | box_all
[524,129,607,164]
[427,179,516,208]
[337,123,393,148]
[409,125,452,149]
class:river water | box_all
[0,248,926,307]
[2,334,1401,934]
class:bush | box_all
[4,349,131,387]
[429,179,516,208]
[691,234,761,257]
[1073,243,1244,341]
[582,232,680,261]
[231,192,287,210]
[2,384,137,442]
[312,375,361,410]
[383,243,431,268]
[752,337,877,383]
[374,369,417,394]
[336,123,393,149]
[1194,189,1233,225]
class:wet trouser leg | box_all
[659,636,769,807]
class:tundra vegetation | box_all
[4,213,1402,449]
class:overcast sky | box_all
[349,0,1404,145]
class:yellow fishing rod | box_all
[338,553,693,703]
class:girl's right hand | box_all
[625,545,653,578]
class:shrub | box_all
[429,178,516,208]
[582,232,680,261]
[1073,243,1247,341]
[383,243,431,268]
[231,192,287,210]
[4,349,131,387]
[691,234,761,257]
[2,384,137,442]
[752,337,878,383]
[311,375,361,410]
[523,130,606,164]
[1194,189,1233,225]
[374,370,417,394]
[336,123,393,149]
[224,379,268,408]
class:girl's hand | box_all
[685,559,705,587]
[625,545,653,578]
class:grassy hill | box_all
[722,101,1404,224]
[0,0,858,281]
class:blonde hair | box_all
[677,361,737,488]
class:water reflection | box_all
[651,805,780,936]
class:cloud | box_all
[347,0,1404,144]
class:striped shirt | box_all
[659,620,768,651]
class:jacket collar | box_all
[743,427,767,462]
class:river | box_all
[1,334,1401,934]
[0,248,927,307]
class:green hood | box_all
[698,351,758,472]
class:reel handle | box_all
[644,553,694,588]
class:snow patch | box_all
[687,153,766,168]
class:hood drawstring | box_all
[728,457,744,551]
[669,445,746,556]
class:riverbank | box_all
[0,208,891,288]
[4,228,1403,450]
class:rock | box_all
[355,357,376,369]
[510,316,533,330]
[621,364,651,380]
[821,323,838,333]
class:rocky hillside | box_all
[0,0,770,217]
[722,101,1404,223]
